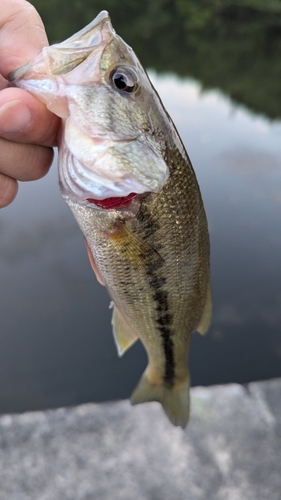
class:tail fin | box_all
[130,371,190,429]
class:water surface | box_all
[1,1,281,412]
[1,72,281,412]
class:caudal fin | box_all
[130,371,190,429]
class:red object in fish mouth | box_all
[87,192,137,209]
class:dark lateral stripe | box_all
[157,314,172,326]
[159,327,175,388]
[138,205,175,387]
[155,303,175,386]
[153,290,168,312]
[149,276,166,289]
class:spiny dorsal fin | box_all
[111,304,138,357]
[196,283,212,335]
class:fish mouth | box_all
[9,11,114,83]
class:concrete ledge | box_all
[0,379,280,499]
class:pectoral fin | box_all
[196,283,212,335]
[106,223,164,270]
[111,304,138,357]
[84,239,105,286]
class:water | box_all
[1,2,281,413]
[1,73,281,413]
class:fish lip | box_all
[9,10,114,83]
[59,11,111,47]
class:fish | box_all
[9,11,211,428]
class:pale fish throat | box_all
[58,127,168,207]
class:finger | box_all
[0,136,54,181]
[0,0,48,78]
[0,88,61,147]
[0,172,18,208]
[0,75,9,91]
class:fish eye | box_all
[110,66,139,94]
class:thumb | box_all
[0,0,48,78]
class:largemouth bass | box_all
[10,11,211,428]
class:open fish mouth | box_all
[9,10,169,208]
[9,11,114,83]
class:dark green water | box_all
[1,0,281,413]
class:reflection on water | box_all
[31,0,281,120]
[1,72,281,413]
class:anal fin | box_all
[196,283,212,335]
[111,304,138,357]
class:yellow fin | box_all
[111,304,138,357]
[107,223,164,269]
[131,370,190,429]
[196,283,212,335]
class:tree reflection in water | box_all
[31,0,281,120]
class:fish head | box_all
[10,11,171,206]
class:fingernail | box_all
[0,100,32,134]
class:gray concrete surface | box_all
[0,378,280,500]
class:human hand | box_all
[0,0,61,208]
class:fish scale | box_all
[66,142,209,399]
[10,11,211,428]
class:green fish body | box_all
[10,11,211,428]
